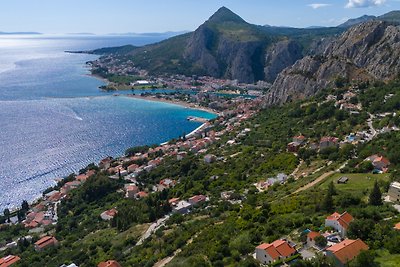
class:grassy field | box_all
[376,250,400,267]
[318,173,390,195]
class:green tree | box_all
[314,235,327,248]
[21,200,29,211]
[322,191,334,212]
[3,208,10,223]
[327,181,337,196]
[369,181,382,206]
[350,250,378,267]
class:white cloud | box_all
[345,0,386,8]
[308,3,332,9]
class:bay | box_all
[0,35,216,210]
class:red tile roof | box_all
[327,239,368,264]
[98,260,122,267]
[0,255,21,267]
[34,236,58,250]
[272,240,296,258]
[189,195,207,204]
[136,191,148,198]
[394,222,400,230]
[257,240,296,260]
[326,211,354,230]
[307,231,321,240]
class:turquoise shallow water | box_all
[0,35,216,210]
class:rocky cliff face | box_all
[264,40,303,83]
[266,21,400,105]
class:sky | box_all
[1,0,400,34]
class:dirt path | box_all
[292,170,335,194]
[153,234,196,267]
[292,161,347,195]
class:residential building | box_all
[306,231,322,247]
[159,178,177,188]
[188,195,208,205]
[135,191,148,199]
[255,239,297,265]
[388,182,400,202]
[0,255,21,267]
[325,212,354,238]
[326,239,368,267]
[320,137,339,150]
[287,142,301,152]
[293,135,306,145]
[97,260,122,267]
[34,236,58,251]
[100,208,118,221]
[365,154,390,173]
[125,184,139,199]
[168,197,180,206]
[172,200,192,214]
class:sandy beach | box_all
[125,94,221,116]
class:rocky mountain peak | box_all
[206,6,246,24]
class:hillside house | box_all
[325,211,354,238]
[100,208,117,221]
[365,154,390,173]
[287,142,301,153]
[159,178,177,188]
[388,181,400,202]
[255,239,297,265]
[34,236,58,251]
[188,195,208,205]
[125,184,139,199]
[98,260,122,267]
[326,239,368,267]
[0,255,21,267]
[320,137,339,150]
[306,231,322,247]
[172,200,192,214]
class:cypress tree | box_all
[369,180,382,206]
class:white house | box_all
[325,211,354,238]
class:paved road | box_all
[137,214,170,246]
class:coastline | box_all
[125,94,220,116]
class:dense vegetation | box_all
[2,81,400,266]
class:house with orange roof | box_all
[326,239,368,267]
[320,137,339,150]
[325,211,354,238]
[100,208,118,221]
[168,197,180,206]
[60,180,81,194]
[365,154,390,173]
[159,178,177,188]
[125,184,139,199]
[34,236,58,251]
[97,260,122,267]
[0,255,21,267]
[255,239,297,265]
[135,191,148,199]
[394,222,400,230]
[188,195,208,205]
[307,231,322,247]
[127,163,139,173]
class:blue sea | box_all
[0,34,216,211]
